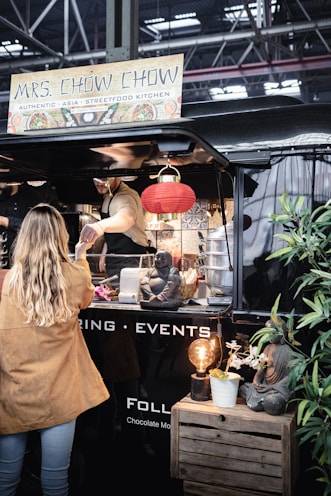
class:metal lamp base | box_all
[190,373,210,401]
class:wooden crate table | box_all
[170,395,299,496]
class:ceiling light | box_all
[264,79,301,96]
[175,13,197,20]
[149,18,200,31]
[210,85,248,101]
[144,17,165,25]
[224,1,277,23]
[145,12,200,32]
[0,40,23,55]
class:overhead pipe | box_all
[139,18,331,52]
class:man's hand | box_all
[80,222,104,243]
[99,254,106,273]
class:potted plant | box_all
[249,192,331,494]
[209,339,268,408]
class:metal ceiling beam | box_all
[183,54,331,83]
[0,13,330,93]
[0,15,330,73]
[138,17,331,52]
[0,53,329,95]
[0,14,74,67]
[70,0,91,54]
[106,0,139,62]
[29,0,60,35]
[295,0,330,52]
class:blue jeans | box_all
[0,419,76,496]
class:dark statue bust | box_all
[239,318,294,415]
[139,250,182,310]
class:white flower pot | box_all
[209,372,241,408]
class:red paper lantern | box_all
[141,165,196,220]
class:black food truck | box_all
[0,94,330,495]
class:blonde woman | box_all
[0,203,109,496]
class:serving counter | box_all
[77,299,233,494]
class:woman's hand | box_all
[75,240,93,260]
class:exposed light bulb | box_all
[188,338,215,376]
[188,338,215,401]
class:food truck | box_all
[0,56,330,494]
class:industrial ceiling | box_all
[0,0,331,123]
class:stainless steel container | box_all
[205,222,233,295]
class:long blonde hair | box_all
[8,203,74,327]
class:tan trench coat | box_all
[0,259,110,434]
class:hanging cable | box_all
[217,169,233,272]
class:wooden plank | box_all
[179,437,282,466]
[176,407,292,436]
[178,449,282,477]
[175,395,296,424]
[290,418,300,489]
[170,400,180,477]
[179,462,282,493]
[183,480,273,496]
[178,424,283,452]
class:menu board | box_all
[7,53,183,134]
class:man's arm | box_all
[80,206,136,243]
[0,216,9,229]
